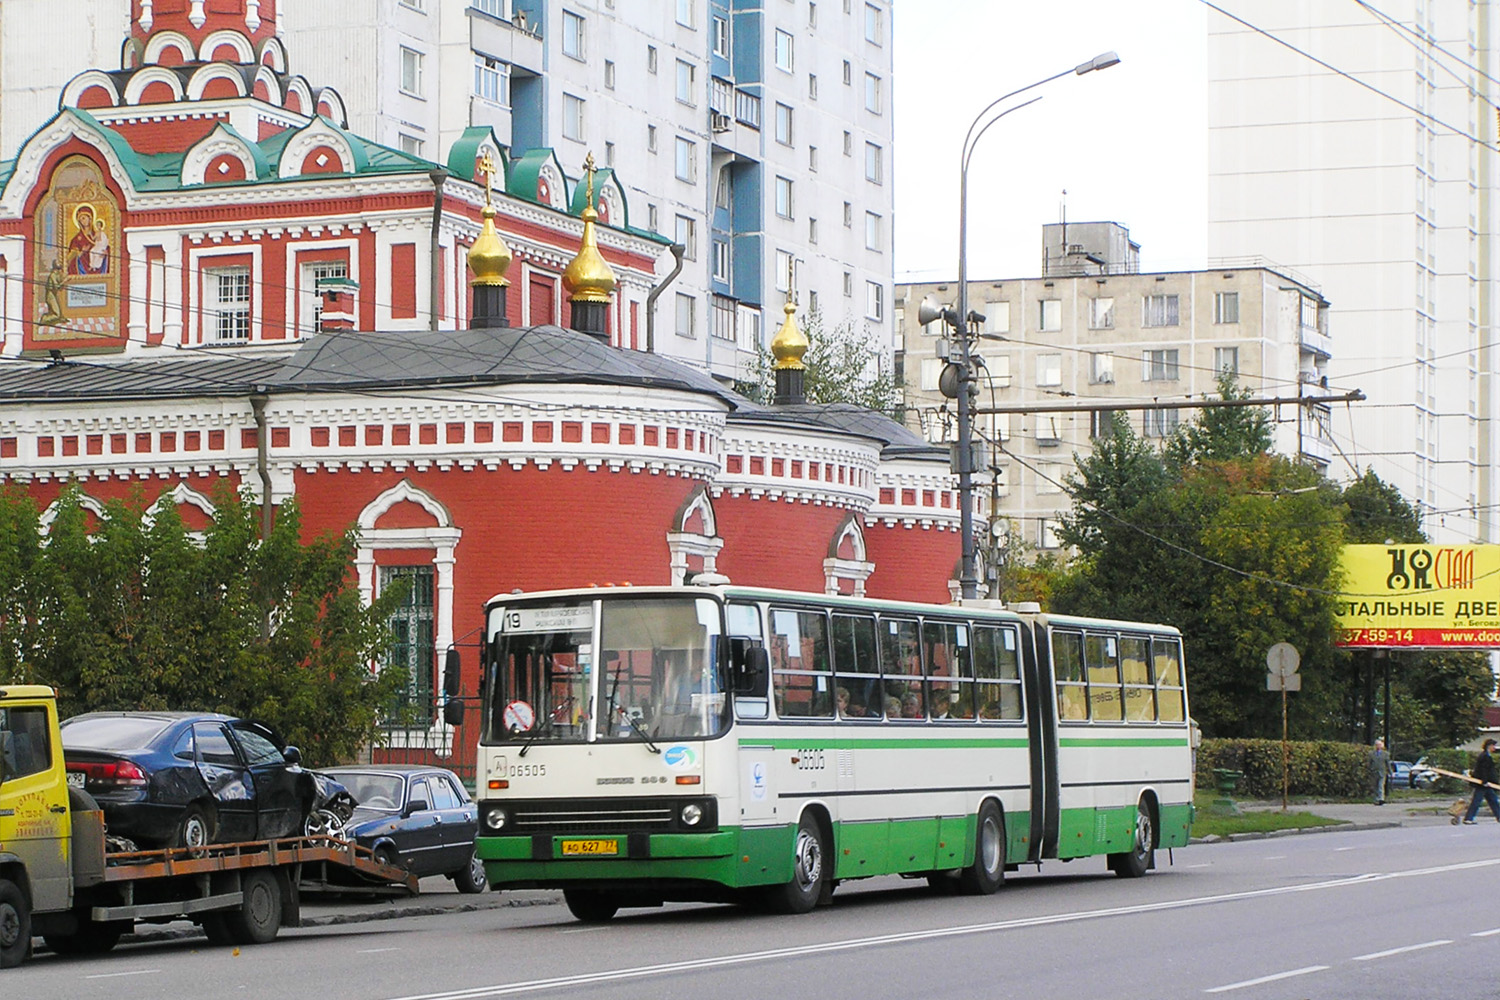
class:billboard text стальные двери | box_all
[1336,544,1500,648]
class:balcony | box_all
[468,5,544,75]
[709,78,761,160]
[1300,325,1332,360]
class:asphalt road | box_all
[11,821,1499,1000]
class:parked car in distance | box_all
[322,765,486,894]
[1390,760,1416,788]
[60,711,330,849]
[1408,757,1439,789]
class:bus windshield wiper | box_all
[517,719,546,757]
[616,706,661,754]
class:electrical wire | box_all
[1198,0,1499,152]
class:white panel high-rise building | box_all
[1207,0,1498,541]
[277,0,896,381]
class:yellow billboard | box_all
[1336,544,1500,648]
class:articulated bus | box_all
[472,584,1194,921]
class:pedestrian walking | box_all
[1371,738,1389,805]
[1462,738,1500,824]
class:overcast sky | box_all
[892,0,1209,282]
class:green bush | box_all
[1197,738,1376,799]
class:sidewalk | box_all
[1190,795,1463,844]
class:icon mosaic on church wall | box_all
[34,155,123,344]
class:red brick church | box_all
[0,0,961,769]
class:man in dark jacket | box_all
[1461,738,1500,824]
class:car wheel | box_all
[0,878,31,969]
[304,807,346,839]
[175,804,214,853]
[372,844,400,869]
[452,850,488,894]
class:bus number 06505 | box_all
[793,750,826,770]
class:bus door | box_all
[831,612,884,877]
[1020,621,1059,861]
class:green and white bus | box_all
[473,584,1194,921]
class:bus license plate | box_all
[66,771,86,788]
[560,839,619,857]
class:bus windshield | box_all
[488,596,728,745]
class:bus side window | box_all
[1154,639,1186,722]
[879,618,921,720]
[770,608,833,718]
[1085,634,1123,722]
[973,626,1022,721]
[832,614,881,719]
[1053,632,1087,721]
[1120,636,1156,722]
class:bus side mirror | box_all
[732,643,769,695]
[442,648,465,727]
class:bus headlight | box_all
[484,807,509,831]
[680,803,704,826]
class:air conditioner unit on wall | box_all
[710,111,732,133]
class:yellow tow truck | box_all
[0,684,414,968]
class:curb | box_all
[49,892,558,954]
[1190,819,1402,845]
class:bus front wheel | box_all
[765,814,827,914]
[563,889,619,923]
[957,802,1005,895]
[1109,802,1155,879]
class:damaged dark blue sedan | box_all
[60,711,345,849]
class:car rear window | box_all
[60,715,171,750]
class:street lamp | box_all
[947,51,1121,600]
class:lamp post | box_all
[952,51,1120,600]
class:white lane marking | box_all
[1351,939,1452,961]
[1262,856,1286,861]
[1204,965,1329,993]
[1184,863,1212,869]
[83,969,160,980]
[374,858,1500,1000]
[1334,846,1356,852]
[1473,928,1500,937]
[359,948,402,954]
[561,927,611,935]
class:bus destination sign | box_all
[501,605,594,635]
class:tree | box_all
[738,309,900,414]
[0,484,406,764]
[1052,399,1349,738]
[1341,467,1424,544]
[1163,372,1273,467]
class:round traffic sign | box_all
[1266,642,1301,678]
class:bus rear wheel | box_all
[563,889,619,923]
[1109,802,1155,879]
[957,802,1005,895]
[764,814,827,914]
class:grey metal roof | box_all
[0,328,946,463]
[729,401,947,463]
[0,351,288,400]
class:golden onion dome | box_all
[467,204,512,287]
[562,203,616,303]
[770,298,807,371]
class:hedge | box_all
[1197,738,1378,799]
